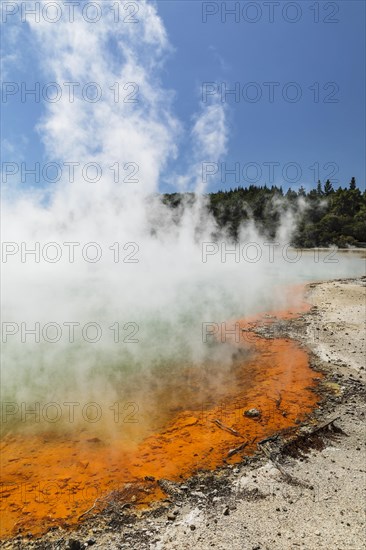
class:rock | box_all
[299,426,313,434]
[191,491,206,499]
[158,479,182,496]
[223,506,230,516]
[190,524,196,531]
[67,540,82,550]
[167,513,176,521]
[244,408,261,418]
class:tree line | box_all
[162,178,366,247]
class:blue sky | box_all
[157,0,365,191]
[1,0,365,193]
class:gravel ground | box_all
[2,277,365,550]
[305,278,365,377]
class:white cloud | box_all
[192,102,228,161]
[21,0,178,199]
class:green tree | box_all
[324,179,334,196]
[316,180,323,196]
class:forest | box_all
[162,177,366,248]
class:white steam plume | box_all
[1,1,364,433]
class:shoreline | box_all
[1,277,365,549]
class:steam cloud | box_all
[1,1,364,433]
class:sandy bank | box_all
[306,278,365,375]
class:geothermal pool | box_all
[0,295,318,538]
[1,252,365,539]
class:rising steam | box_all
[1,1,364,433]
